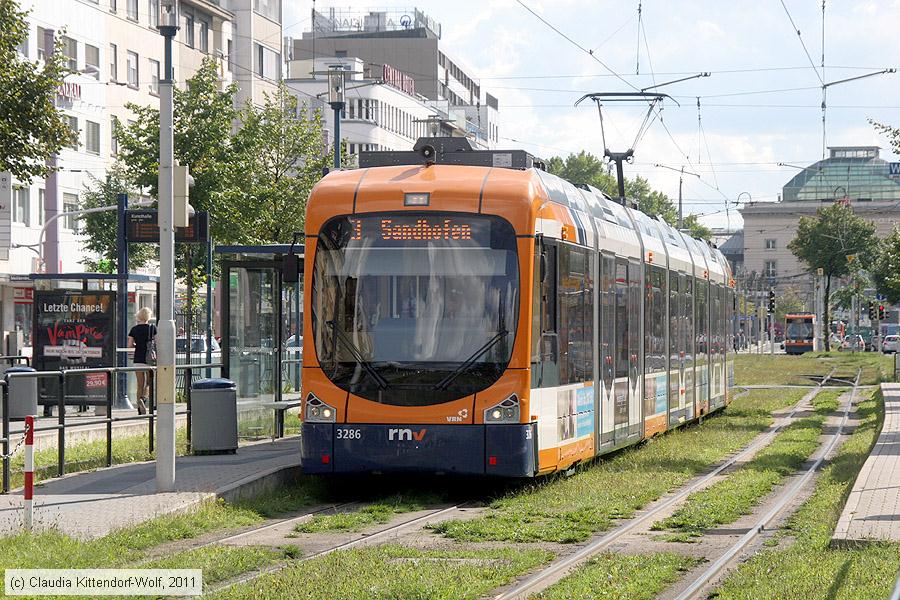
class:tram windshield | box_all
[785,319,813,340]
[312,212,519,405]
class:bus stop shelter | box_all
[216,245,303,438]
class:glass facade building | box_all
[783,146,900,202]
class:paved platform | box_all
[0,436,301,539]
[833,383,900,545]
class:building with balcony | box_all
[1,0,282,351]
[288,7,499,150]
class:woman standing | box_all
[128,307,156,415]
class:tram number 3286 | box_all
[336,428,362,440]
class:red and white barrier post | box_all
[24,415,34,531]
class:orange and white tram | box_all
[301,139,735,477]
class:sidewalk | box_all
[833,383,900,545]
[0,437,301,539]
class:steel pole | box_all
[43,27,59,274]
[156,26,177,492]
[206,233,213,378]
[116,193,132,409]
[677,168,684,229]
[332,102,343,170]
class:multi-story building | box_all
[1,0,282,350]
[741,146,900,306]
[286,56,480,160]
[288,7,500,151]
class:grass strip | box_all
[431,387,807,544]
[712,389,900,599]
[651,388,843,540]
[207,544,553,600]
[534,552,698,600]
[734,352,889,386]
[7,428,189,490]
[293,493,440,533]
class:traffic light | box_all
[767,289,776,314]
[868,301,876,321]
[879,304,886,320]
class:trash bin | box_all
[5,366,38,421]
[238,355,259,398]
[191,378,238,454]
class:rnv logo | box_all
[388,428,427,441]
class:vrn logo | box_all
[388,428,427,442]
[890,162,900,177]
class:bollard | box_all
[24,415,34,531]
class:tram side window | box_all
[669,272,679,365]
[558,244,593,385]
[615,260,629,379]
[684,276,694,363]
[646,266,666,372]
[696,278,707,359]
[534,242,558,387]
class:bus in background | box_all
[784,313,817,355]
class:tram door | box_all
[613,258,630,445]
[599,253,616,447]
[628,259,642,437]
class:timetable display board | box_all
[125,210,209,244]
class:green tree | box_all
[0,0,74,182]
[78,165,156,273]
[788,202,878,350]
[547,151,712,240]
[774,286,807,323]
[871,226,900,304]
[225,85,329,243]
[115,58,239,243]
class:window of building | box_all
[199,20,209,53]
[126,0,138,20]
[63,194,79,231]
[110,116,119,155]
[13,188,29,226]
[109,43,117,81]
[765,238,776,250]
[127,51,138,88]
[85,44,100,78]
[61,36,77,70]
[253,0,280,22]
[226,39,232,72]
[254,43,279,80]
[65,115,79,149]
[37,27,48,60]
[38,189,44,225]
[110,0,116,12]
[85,120,100,154]
[764,260,777,278]
[149,59,160,94]
[185,13,194,48]
[148,0,159,28]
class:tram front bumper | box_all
[301,422,538,477]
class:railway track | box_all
[204,503,471,595]
[492,368,839,600]
[671,367,861,600]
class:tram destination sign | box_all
[125,209,209,244]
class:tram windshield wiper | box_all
[433,329,509,391]
[325,320,389,390]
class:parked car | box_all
[882,334,899,354]
[840,335,865,352]
[176,335,221,363]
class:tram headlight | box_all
[305,393,337,423]
[484,395,520,424]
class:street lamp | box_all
[156,0,179,493]
[327,66,347,170]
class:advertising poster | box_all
[33,291,116,405]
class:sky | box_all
[282,1,900,230]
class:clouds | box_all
[280,0,900,229]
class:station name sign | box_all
[125,209,209,244]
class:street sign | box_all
[125,209,209,244]
[889,162,900,179]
